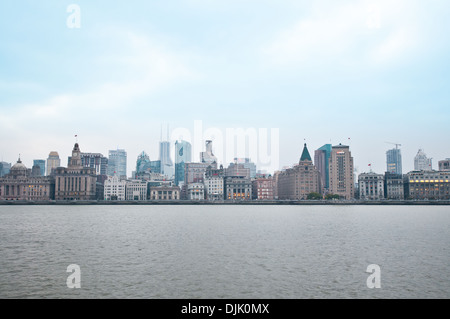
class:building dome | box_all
[49,151,59,157]
[11,158,27,171]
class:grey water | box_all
[0,205,449,299]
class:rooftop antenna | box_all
[160,124,163,142]
[75,134,78,143]
[167,124,169,141]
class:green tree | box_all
[325,194,340,200]
[307,192,322,200]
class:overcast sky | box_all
[1,0,449,176]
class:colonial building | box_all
[405,171,450,200]
[328,144,354,200]
[252,177,274,200]
[384,172,404,200]
[125,180,148,201]
[54,143,97,201]
[358,172,384,200]
[149,186,180,200]
[204,165,224,200]
[104,175,126,201]
[0,157,54,201]
[46,152,60,176]
[224,176,252,201]
[277,144,321,200]
[187,183,205,200]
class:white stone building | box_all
[125,180,148,201]
[187,183,205,200]
[358,172,385,200]
[104,175,126,201]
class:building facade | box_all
[159,141,174,179]
[79,153,108,176]
[314,144,332,193]
[384,172,404,200]
[277,144,321,200]
[414,149,432,171]
[233,158,256,179]
[149,186,180,200]
[175,140,192,186]
[0,158,54,201]
[225,162,251,179]
[54,143,97,201]
[358,172,384,200]
[252,177,274,200]
[46,152,60,176]
[386,148,402,175]
[125,180,148,201]
[184,162,209,185]
[439,159,450,171]
[187,183,205,200]
[107,149,127,179]
[204,166,224,200]
[224,176,252,200]
[405,171,450,200]
[328,144,355,200]
[104,175,126,201]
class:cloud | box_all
[261,0,420,68]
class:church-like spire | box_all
[300,143,312,162]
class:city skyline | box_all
[1,1,449,176]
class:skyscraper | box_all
[414,149,432,171]
[233,158,256,179]
[79,153,108,176]
[328,144,354,200]
[33,159,46,176]
[136,151,152,173]
[46,151,60,176]
[159,141,174,179]
[175,140,192,186]
[107,149,127,178]
[314,144,332,193]
[200,140,218,168]
[386,148,402,175]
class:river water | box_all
[0,205,448,299]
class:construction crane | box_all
[385,142,402,149]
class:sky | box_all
[1,0,449,177]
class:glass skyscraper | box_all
[314,144,332,192]
[33,159,46,176]
[386,148,402,175]
[107,149,127,178]
[160,141,174,178]
[175,140,192,186]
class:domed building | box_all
[0,157,55,201]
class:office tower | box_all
[79,153,108,176]
[200,140,218,168]
[439,159,450,171]
[0,161,12,177]
[33,159,46,176]
[314,144,332,193]
[233,158,256,179]
[386,148,402,175]
[107,149,127,178]
[160,141,174,179]
[225,161,251,179]
[136,151,152,173]
[277,143,321,200]
[150,160,161,174]
[46,152,60,176]
[414,149,432,171]
[328,143,355,200]
[175,140,192,186]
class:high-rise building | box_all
[150,160,161,174]
[328,144,354,200]
[184,162,209,185]
[358,172,385,200]
[46,152,60,176]
[175,140,192,186]
[33,160,46,176]
[159,141,174,179]
[277,144,321,200]
[414,149,432,171]
[386,148,402,175]
[0,162,11,177]
[136,151,152,173]
[314,144,332,193]
[107,149,127,178]
[225,161,251,179]
[233,158,256,179]
[54,143,97,201]
[78,153,108,176]
[438,159,450,171]
[200,140,218,168]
